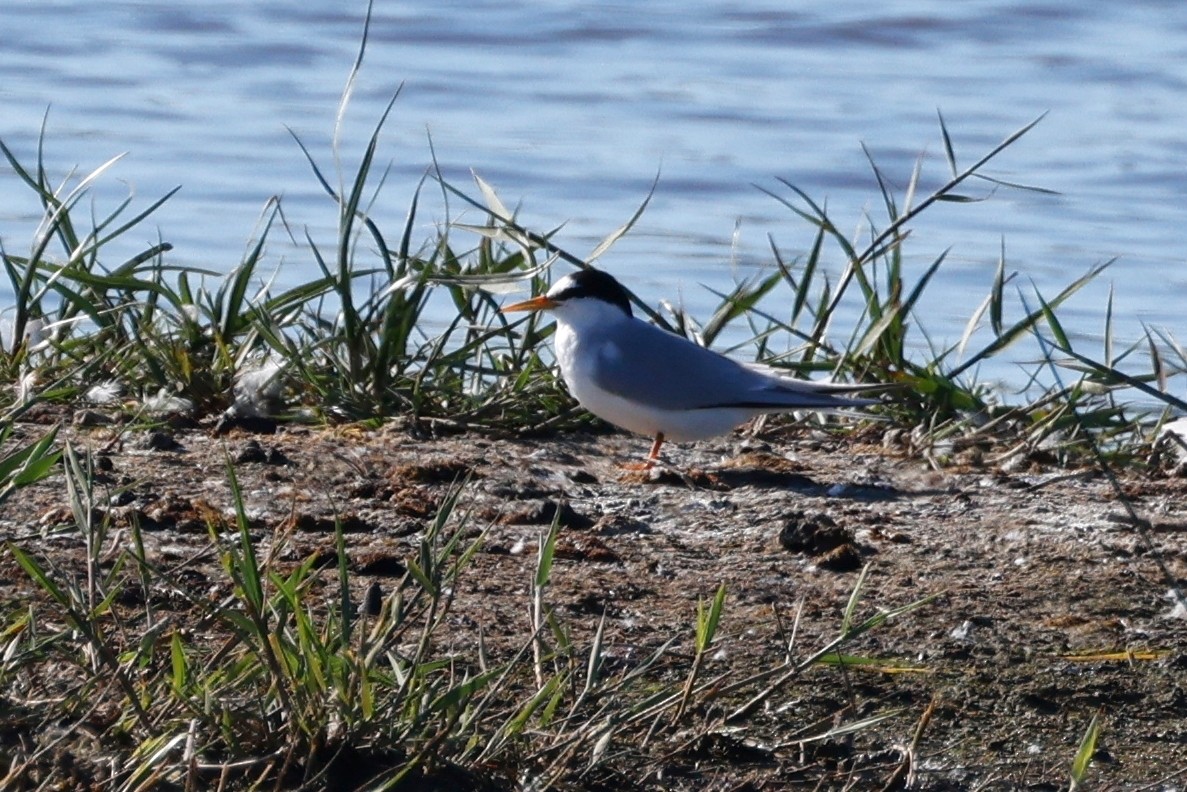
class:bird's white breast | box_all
[554,314,752,442]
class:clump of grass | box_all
[1,443,936,789]
[746,115,1124,451]
[4,445,505,788]
[0,124,573,432]
[0,8,572,428]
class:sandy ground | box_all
[3,415,1187,790]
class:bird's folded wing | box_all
[590,321,879,411]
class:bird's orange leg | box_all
[647,432,666,464]
[621,432,666,471]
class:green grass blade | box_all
[950,260,1111,379]
[1069,711,1102,789]
[696,583,727,652]
[938,109,959,178]
[1036,287,1071,351]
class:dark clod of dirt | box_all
[234,439,293,466]
[591,513,650,535]
[555,534,621,563]
[778,510,865,569]
[815,542,864,571]
[355,552,408,578]
[142,431,184,452]
[392,459,479,484]
[215,413,279,435]
[288,512,375,533]
[496,499,592,529]
[685,731,776,766]
[72,409,112,427]
[778,511,846,553]
[567,468,598,484]
[306,548,343,569]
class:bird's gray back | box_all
[586,318,855,411]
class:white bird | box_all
[502,268,891,466]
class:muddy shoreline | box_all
[3,418,1186,788]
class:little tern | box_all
[503,268,888,466]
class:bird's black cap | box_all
[552,268,633,316]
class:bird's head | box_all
[502,269,634,325]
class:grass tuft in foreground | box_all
[3,447,944,789]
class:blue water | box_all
[3,1,1186,390]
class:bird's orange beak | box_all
[501,295,558,313]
